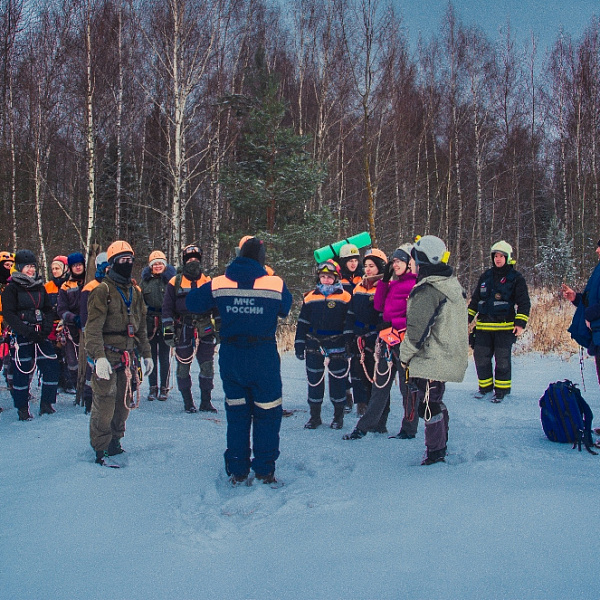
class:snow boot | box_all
[343,428,367,440]
[304,402,322,429]
[490,391,505,403]
[344,389,353,414]
[473,389,492,399]
[39,402,56,415]
[356,402,368,416]
[389,430,415,439]
[421,447,446,465]
[181,389,197,413]
[107,438,125,456]
[229,473,249,486]
[147,386,158,401]
[330,402,345,429]
[256,472,277,484]
[18,407,33,421]
[199,389,217,413]
[158,386,169,401]
[95,450,120,468]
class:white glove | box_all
[143,357,154,376]
[95,357,113,380]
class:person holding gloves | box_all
[85,241,153,467]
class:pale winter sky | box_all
[394,0,599,53]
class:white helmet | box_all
[338,243,360,259]
[491,240,514,264]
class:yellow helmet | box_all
[0,251,15,263]
[107,241,134,262]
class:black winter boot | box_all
[181,389,197,413]
[147,386,158,401]
[158,386,169,401]
[18,407,33,421]
[304,402,322,429]
[330,402,345,429]
[421,446,447,465]
[39,402,57,415]
[342,428,367,440]
[107,438,125,456]
[199,389,217,413]
[344,389,353,414]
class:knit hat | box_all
[67,252,85,267]
[95,252,108,268]
[239,237,266,266]
[392,243,413,265]
[411,236,449,266]
[15,249,37,272]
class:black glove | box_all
[163,324,175,347]
[469,330,476,350]
[382,261,394,282]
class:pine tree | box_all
[219,48,332,299]
[537,216,575,287]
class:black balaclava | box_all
[111,253,134,281]
[0,262,12,284]
[183,260,202,280]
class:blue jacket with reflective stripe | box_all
[186,257,292,342]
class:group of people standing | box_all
[1,232,531,479]
[295,236,468,465]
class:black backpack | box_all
[539,380,597,454]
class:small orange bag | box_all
[378,327,405,347]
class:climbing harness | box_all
[306,345,351,388]
[174,325,200,365]
[372,338,395,389]
[422,380,432,422]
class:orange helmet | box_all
[107,241,134,262]
[238,235,253,249]
[0,251,15,263]
[364,248,387,263]
[148,250,167,265]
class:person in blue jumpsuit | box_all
[186,237,292,485]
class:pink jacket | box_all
[373,272,417,331]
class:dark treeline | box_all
[0,0,599,298]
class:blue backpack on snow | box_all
[539,380,597,455]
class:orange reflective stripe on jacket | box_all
[168,273,211,292]
[212,275,284,300]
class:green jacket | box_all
[400,269,468,383]
[85,273,151,361]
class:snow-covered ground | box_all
[1,351,599,600]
